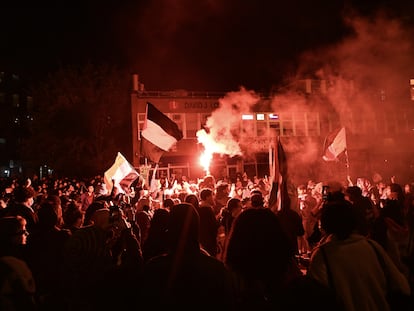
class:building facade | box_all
[131,75,414,185]
[0,71,33,177]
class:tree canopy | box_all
[21,63,132,177]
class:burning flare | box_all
[196,87,260,174]
[197,128,242,175]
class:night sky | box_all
[1,1,413,91]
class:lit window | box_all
[256,114,265,120]
[269,113,279,120]
[242,114,254,120]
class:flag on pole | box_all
[141,102,183,163]
[268,136,288,212]
[322,127,347,161]
[104,152,140,194]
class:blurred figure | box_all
[217,197,243,261]
[163,198,175,210]
[297,184,319,254]
[220,197,243,236]
[80,184,95,212]
[381,184,410,277]
[138,202,234,309]
[62,201,85,234]
[184,193,200,209]
[356,177,375,198]
[276,195,305,257]
[62,205,143,310]
[142,208,170,263]
[344,186,376,237]
[307,199,411,311]
[25,195,71,309]
[250,192,265,209]
[215,182,230,216]
[200,175,216,191]
[5,186,39,234]
[135,196,152,246]
[224,208,339,310]
[198,188,220,257]
[0,216,37,311]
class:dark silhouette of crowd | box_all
[0,171,413,310]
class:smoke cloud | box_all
[199,10,414,183]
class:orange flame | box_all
[199,150,212,175]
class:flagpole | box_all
[268,142,273,182]
[152,163,158,181]
[344,127,350,181]
[275,136,281,212]
[345,149,350,179]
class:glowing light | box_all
[199,150,213,175]
[196,128,242,175]
[257,114,265,120]
[269,113,279,120]
[242,114,254,120]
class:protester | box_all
[25,195,72,309]
[307,198,411,311]
[224,207,340,310]
[137,202,234,309]
[1,171,414,310]
[4,185,39,234]
[198,188,220,257]
[142,208,170,262]
[62,204,143,310]
[0,215,37,310]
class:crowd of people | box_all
[0,171,413,310]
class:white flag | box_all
[104,152,139,194]
[322,127,347,161]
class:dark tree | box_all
[20,63,132,177]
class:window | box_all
[241,119,255,137]
[137,113,145,139]
[185,113,198,138]
[280,112,293,136]
[170,113,185,139]
[256,121,267,137]
[269,114,280,135]
[307,112,320,136]
[294,112,306,136]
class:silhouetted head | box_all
[167,202,200,254]
[226,197,242,213]
[13,186,36,204]
[389,183,404,202]
[184,193,199,209]
[345,186,363,202]
[163,198,175,210]
[37,200,63,229]
[150,208,170,232]
[63,201,84,229]
[0,215,29,253]
[320,200,356,240]
[225,208,293,284]
[250,193,264,208]
[199,188,214,202]
[84,201,106,226]
[202,175,216,189]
